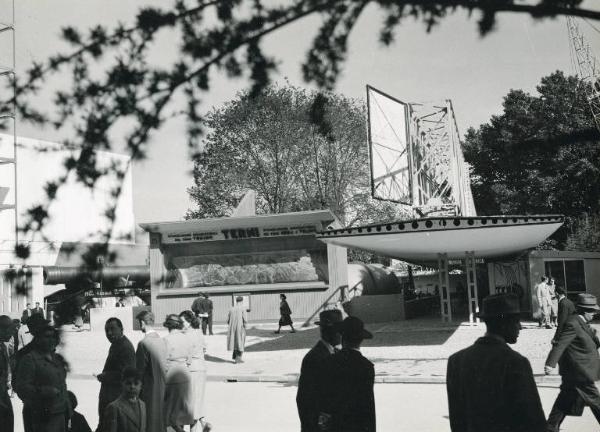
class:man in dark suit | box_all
[551,286,576,344]
[296,309,343,432]
[545,293,600,431]
[320,316,375,432]
[0,316,15,432]
[31,302,44,319]
[192,293,214,335]
[20,303,32,323]
[447,293,546,432]
[96,317,136,432]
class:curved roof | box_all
[317,215,564,262]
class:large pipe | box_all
[43,266,149,285]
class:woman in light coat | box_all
[162,314,195,432]
[180,310,211,432]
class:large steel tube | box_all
[43,266,149,285]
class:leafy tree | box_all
[7,1,600,257]
[565,213,600,251]
[462,71,600,245]
[186,84,403,227]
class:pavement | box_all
[57,317,575,386]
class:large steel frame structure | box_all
[0,0,16,240]
[567,17,600,133]
[367,86,476,218]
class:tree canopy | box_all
[186,84,403,227]
[462,71,600,247]
[7,0,600,256]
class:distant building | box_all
[0,133,145,317]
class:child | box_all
[67,391,92,432]
[102,367,146,432]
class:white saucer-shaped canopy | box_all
[317,215,563,262]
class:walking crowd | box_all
[2,283,600,431]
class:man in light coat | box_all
[227,296,247,363]
[536,276,552,329]
[545,293,600,430]
[135,311,166,432]
[447,293,546,432]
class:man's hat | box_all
[477,293,521,319]
[337,316,373,340]
[314,309,343,327]
[576,293,600,311]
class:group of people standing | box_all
[536,275,560,329]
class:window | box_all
[544,259,586,300]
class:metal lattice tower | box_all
[567,16,600,133]
[0,0,16,246]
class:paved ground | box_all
[57,318,581,383]
[11,381,599,431]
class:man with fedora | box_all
[319,316,375,432]
[296,309,343,432]
[545,293,600,430]
[447,293,546,432]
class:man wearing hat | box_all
[12,313,50,432]
[446,293,546,432]
[545,293,600,430]
[296,309,343,432]
[227,296,248,363]
[319,316,375,432]
[0,316,14,432]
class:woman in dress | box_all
[162,314,195,432]
[274,294,295,334]
[179,310,211,432]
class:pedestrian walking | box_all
[180,311,212,432]
[163,314,196,432]
[227,296,247,364]
[0,316,14,432]
[15,324,70,432]
[446,293,546,432]
[551,286,575,345]
[296,309,343,432]
[545,293,600,431]
[21,303,33,323]
[97,317,136,432]
[67,391,92,432]
[274,294,295,334]
[536,276,552,328]
[191,294,213,336]
[319,316,375,432]
[101,367,146,432]
[135,311,166,432]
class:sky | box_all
[5,0,600,224]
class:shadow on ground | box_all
[246,318,463,352]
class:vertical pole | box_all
[12,0,17,251]
[438,253,452,322]
[466,251,480,325]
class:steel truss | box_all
[567,17,600,133]
[409,101,476,217]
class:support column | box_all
[465,251,480,325]
[438,253,452,322]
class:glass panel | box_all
[565,260,586,294]
[544,261,565,290]
[166,249,328,289]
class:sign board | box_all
[163,224,319,244]
[366,85,413,205]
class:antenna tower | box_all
[567,16,600,132]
